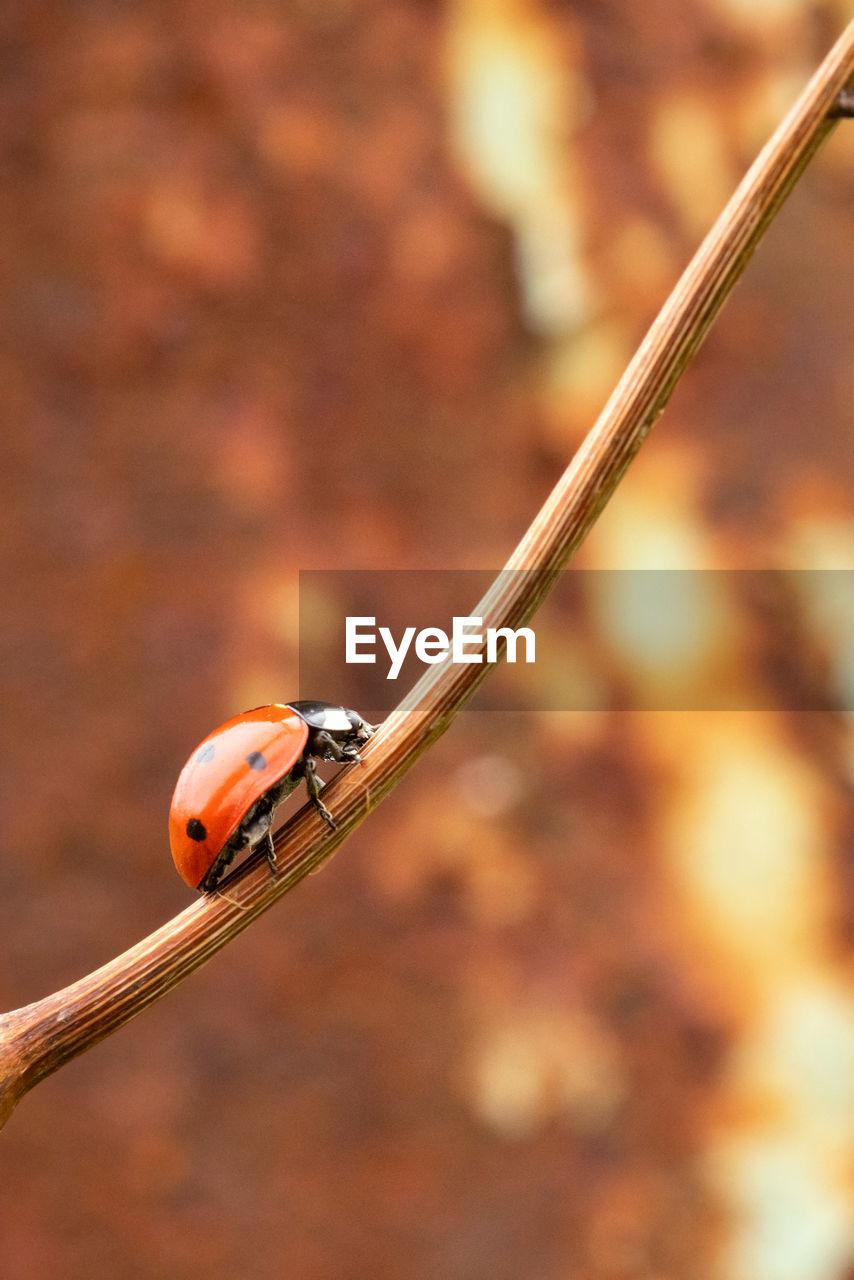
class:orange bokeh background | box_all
[1,4,854,1278]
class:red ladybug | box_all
[169,701,375,892]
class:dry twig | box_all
[1,30,853,1129]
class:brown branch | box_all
[2,26,853,1129]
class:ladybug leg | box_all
[303,757,338,829]
[829,89,854,118]
[245,804,278,877]
[313,729,365,765]
[309,729,347,763]
[260,830,277,876]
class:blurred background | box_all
[1,2,854,1277]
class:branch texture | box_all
[1,25,853,1128]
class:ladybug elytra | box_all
[169,701,375,892]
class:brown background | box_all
[1,3,854,1278]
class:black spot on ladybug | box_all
[186,818,207,842]
[246,751,267,770]
[196,743,215,763]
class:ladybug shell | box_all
[169,705,309,889]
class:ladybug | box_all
[169,701,375,892]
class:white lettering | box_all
[345,616,536,677]
[486,626,535,664]
[415,628,449,663]
[452,616,483,664]
[379,625,416,680]
[345,616,376,664]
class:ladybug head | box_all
[338,707,375,760]
[288,701,376,764]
